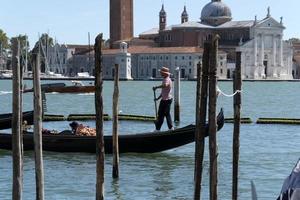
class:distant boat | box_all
[43,71,66,79]
[0,109,224,153]
[77,72,94,79]
[41,85,95,93]
[0,70,13,79]
[24,82,95,94]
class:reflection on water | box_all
[0,148,198,199]
[0,91,12,95]
[111,179,123,200]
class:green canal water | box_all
[0,80,300,199]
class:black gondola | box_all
[0,109,224,153]
[0,111,34,130]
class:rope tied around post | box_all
[216,85,242,97]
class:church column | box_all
[279,35,283,67]
[287,49,293,76]
[260,34,264,66]
[254,35,257,66]
[272,34,276,66]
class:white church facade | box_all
[237,15,293,79]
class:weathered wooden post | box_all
[11,38,23,200]
[95,33,105,200]
[174,67,180,122]
[14,38,24,197]
[195,62,201,129]
[232,51,242,200]
[112,63,120,178]
[194,41,211,200]
[32,44,45,200]
[194,61,202,200]
[19,39,24,158]
[25,35,28,74]
[208,35,219,200]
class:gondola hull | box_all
[0,125,195,153]
[0,111,34,130]
[0,110,224,153]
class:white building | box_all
[102,44,227,80]
[237,13,293,79]
[114,42,132,80]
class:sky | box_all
[1,0,299,49]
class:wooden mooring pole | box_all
[174,67,180,122]
[232,51,242,200]
[112,64,120,178]
[194,41,210,200]
[19,39,24,160]
[95,33,105,200]
[12,38,23,200]
[208,35,219,200]
[33,44,45,200]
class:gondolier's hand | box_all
[154,95,161,101]
[152,86,157,91]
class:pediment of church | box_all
[255,17,285,29]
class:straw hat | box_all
[159,67,170,76]
[69,121,79,129]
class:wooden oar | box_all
[153,89,158,119]
[251,181,258,200]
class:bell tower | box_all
[159,4,167,31]
[181,5,188,23]
[110,0,133,48]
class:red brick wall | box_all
[110,0,133,47]
[159,28,215,47]
[158,27,250,48]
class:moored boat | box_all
[0,71,13,79]
[38,85,95,93]
[0,110,224,153]
[24,82,95,94]
[0,111,34,130]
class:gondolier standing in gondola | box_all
[153,67,174,131]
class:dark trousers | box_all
[155,99,173,130]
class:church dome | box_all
[201,0,232,26]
